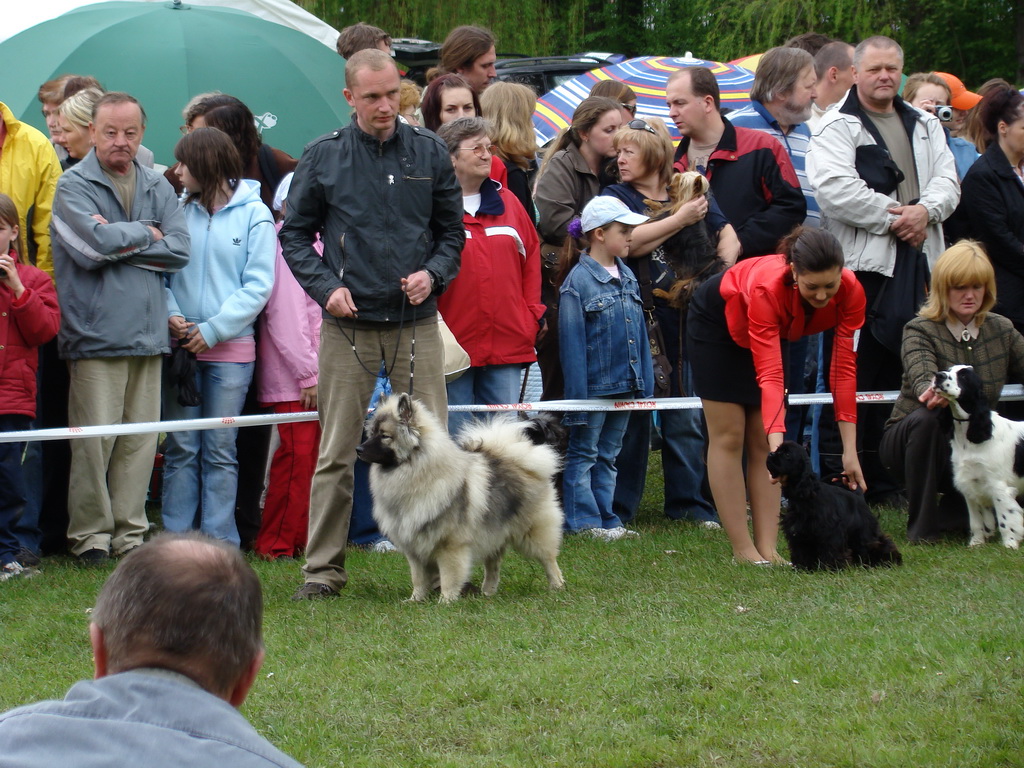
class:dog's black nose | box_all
[355,444,365,458]
[935,370,947,383]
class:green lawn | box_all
[1,455,1022,767]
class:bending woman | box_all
[161,127,275,544]
[880,241,1024,542]
[687,227,866,564]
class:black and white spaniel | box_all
[933,364,1024,549]
[766,441,902,570]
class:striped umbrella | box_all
[533,55,755,145]
[729,53,764,72]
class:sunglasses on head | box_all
[627,119,656,135]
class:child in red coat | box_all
[0,194,60,580]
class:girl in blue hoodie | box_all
[162,127,275,545]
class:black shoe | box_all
[15,547,41,568]
[291,582,339,601]
[76,548,111,567]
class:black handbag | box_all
[868,238,930,355]
[855,144,905,196]
[636,257,672,398]
[168,345,202,407]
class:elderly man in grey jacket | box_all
[0,533,304,767]
[807,35,959,502]
[51,92,189,565]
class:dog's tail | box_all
[458,416,561,481]
[865,533,903,567]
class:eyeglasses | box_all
[455,143,497,159]
[621,102,637,116]
[627,119,656,135]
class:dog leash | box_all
[333,299,417,398]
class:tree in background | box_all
[301,0,1021,86]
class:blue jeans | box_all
[563,408,629,532]
[161,360,254,545]
[613,363,716,524]
[445,364,524,436]
[661,407,718,522]
[0,415,30,564]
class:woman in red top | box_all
[687,227,867,564]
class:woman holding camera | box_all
[902,73,979,180]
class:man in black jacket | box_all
[281,48,464,600]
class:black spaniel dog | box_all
[766,441,902,571]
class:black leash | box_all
[332,299,417,397]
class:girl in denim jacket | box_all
[558,196,653,540]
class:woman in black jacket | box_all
[957,87,1024,333]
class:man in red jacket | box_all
[667,67,806,262]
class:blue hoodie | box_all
[166,179,275,349]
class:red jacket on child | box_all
[0,252,60,417]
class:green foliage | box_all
[301,0,1021,87]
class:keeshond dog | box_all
[356,393,566,603]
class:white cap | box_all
[581,195,648,233]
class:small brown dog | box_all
[646,171,724,309]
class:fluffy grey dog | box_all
[356,393,565,602]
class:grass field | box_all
[1,455,1022,767]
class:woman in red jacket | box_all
[435,116,543,436]
[0,194,60,580]
[687,227,866,565]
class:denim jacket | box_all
[559,253,653,425]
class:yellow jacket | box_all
[0,101,62,275]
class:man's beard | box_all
[779,98,813,127]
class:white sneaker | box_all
[700,520,723,530]
[370,539,398,553]
[604,526,640,541]
[0,561,25,582]
[581,528,610,540]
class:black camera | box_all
[935,105,953,122]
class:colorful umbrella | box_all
[2,0,350,164]
[729,53,764,72]
[533,55,755,145]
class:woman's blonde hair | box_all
[611,117,673,188]
[901,72,951,105]
[919,240,997,324]
[59,87,104,130]
[399,79,422,115]
[480,81,537,170]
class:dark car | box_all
[391,37,442,85]
[393,40,624,95]
[494,53,624,96]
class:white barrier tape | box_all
[3,385,1023,443]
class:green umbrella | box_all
[2,0,350,164]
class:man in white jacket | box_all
[806,35,960,503]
